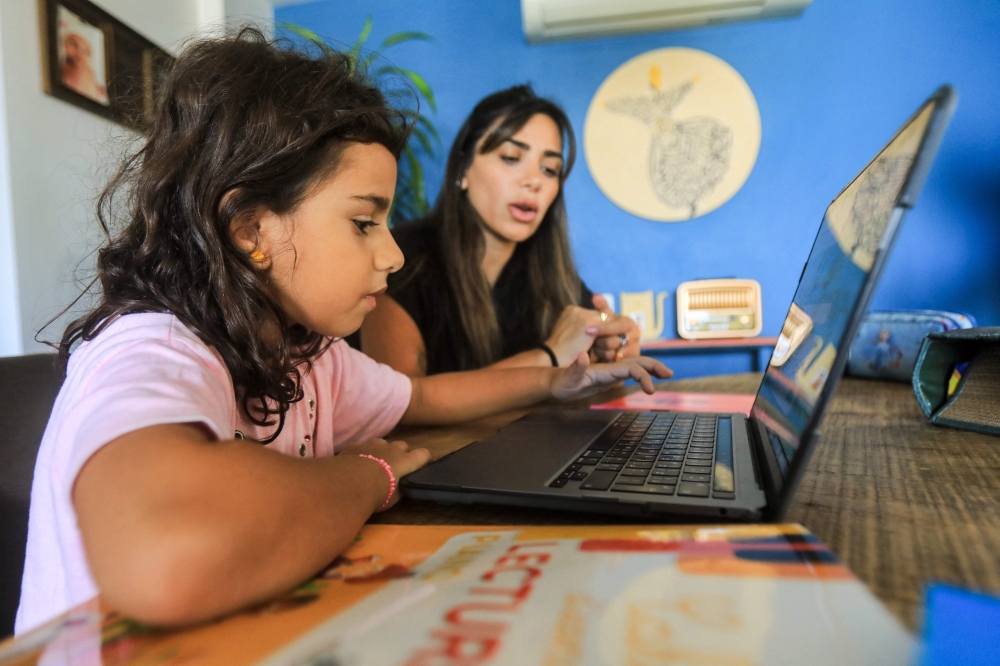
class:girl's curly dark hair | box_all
[56,29,410,442]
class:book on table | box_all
[0,523,913,665]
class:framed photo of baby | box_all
[55,3,109,105]
[40,0,173,130]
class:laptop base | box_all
[402,409,768,521]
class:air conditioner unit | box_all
[521,0,811,43]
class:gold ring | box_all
[600,311,608,322]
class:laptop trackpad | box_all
[405,410,615,492]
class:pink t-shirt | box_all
[14,313,412,634]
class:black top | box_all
[382,221,593,375]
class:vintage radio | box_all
[675,278,763,340]
[771,302,813,367]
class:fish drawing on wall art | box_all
[606,66,733,219]
[823,101,933,272]
[847,154,914,260]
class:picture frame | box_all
[39,0,174,130]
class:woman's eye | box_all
[353,219,377,235]
[500,154,519,164]
[542,165,560,178]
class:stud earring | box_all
[250,250,266,263]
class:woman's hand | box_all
[550,352,672,401]
[544,305,605,365]
[589,294,642,362]
[340,439,431,511]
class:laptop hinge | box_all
[746,419,763,489]
[746,417,782,502]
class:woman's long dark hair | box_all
[425,85,581,368]
[55,29,409,441]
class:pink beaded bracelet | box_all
[357,454,396,510]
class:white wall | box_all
[227,0,274,32]
[0,12,20,354]
[0,0,273,355]
[198,0,275,35]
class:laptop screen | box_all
[750,100,937,480]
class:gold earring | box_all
[250,250,266,263]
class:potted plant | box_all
[283,18,440,224]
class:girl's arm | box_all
[401,352,671,425]
[74,424,428,626]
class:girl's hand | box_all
[589,294,642,362]
[544,305,606,365]
[340,439,431,511]
[550,352,672,401]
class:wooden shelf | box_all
[641,336,778,351]
[639,336,778,371]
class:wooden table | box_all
[378,373,1000,632]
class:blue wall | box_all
[277,0,1000,376]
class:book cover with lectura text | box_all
[0,524,912,666]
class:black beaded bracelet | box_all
[538,344,559,367]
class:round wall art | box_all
[584,47,761,222]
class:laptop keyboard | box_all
[548,412,736,500]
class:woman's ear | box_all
[459,175,469,191]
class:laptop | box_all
[402,86,957,521]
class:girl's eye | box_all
[353,219,377,235]
[542,165,560,178]
[500,154,519,164]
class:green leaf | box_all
[374,65,399,79]
[389,171,421,224]
[403,147,428,214]
[350,17,374,67]
[378,66,436,113]
[415,114,442,147]
[281,23,334,56]
[381,31,435,48]
[410,127,435,156]
[399,108,438,128]
[380,87,416,100]
[359,50,379,72]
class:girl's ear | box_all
[229,209,260,253]
[460,175,469,191]
[229,205,271,268]
[223,189,262,249]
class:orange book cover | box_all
[0,524,912,665]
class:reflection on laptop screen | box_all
[751,100,936,478]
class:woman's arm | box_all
[401,352,671,425]
[488,305,602,369]
[484,348,559,369]
[360,294,574,373]
[490,305,640,369]
[361,296,632,375]
[359,294,428,376]
[74,424,428,626]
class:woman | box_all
[360,85,641,376]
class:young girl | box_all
[15,32,670,634]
